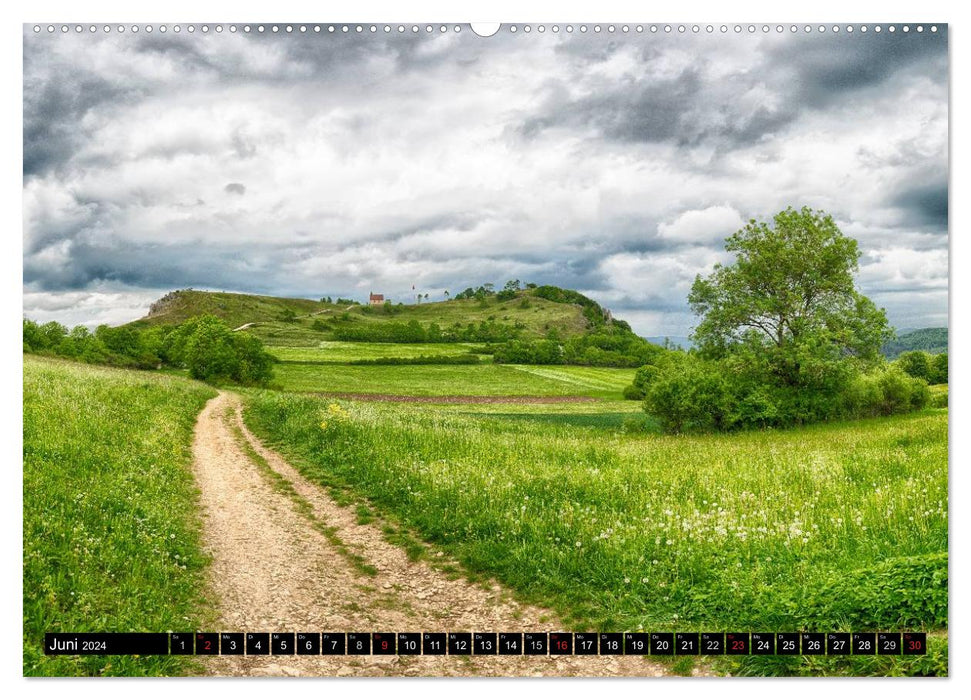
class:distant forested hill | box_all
[882,328,948,358]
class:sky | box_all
[22,23,949,337]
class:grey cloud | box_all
[22,74,135,177]
[21,27,949,337]
[768,29,948,105]
[520,63,799,150]
[520,30,947,152]
[891,181,948,231]
[24,235,318,293]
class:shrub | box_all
[22,319,45,351]
[231,332,275,384]
[174,316,273,384]
[492,339,564,365]
[838,373,886,418]
[735,387,781,428]
[877,367,930,415]
[931,352,948,385]
[181,317,241,380]
[23,320,70,352]
[622,364,662,400]
[895,351,933,382]
[644,356,738,433]
[643,354,933,434]
[622,384,644,401]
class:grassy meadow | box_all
[23,286,949,676]
[271,341,488,363]
[23,356,216,676]
[271,362,635,399]
[245,389,948,675]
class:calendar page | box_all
[23,20,948,679]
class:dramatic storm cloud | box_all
[23,24,948,334]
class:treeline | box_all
[334,319,523,343]
[452,279,533,302]
[492,328,663,368]
[894,350,947,385]
[23,315,274,384]
[23,319,162,369]
[882,328,948,358]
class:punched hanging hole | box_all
[470,23,501,37]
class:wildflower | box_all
[624,577,631,584]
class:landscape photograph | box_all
[23,22,948,678]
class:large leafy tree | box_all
[688,206,892,387]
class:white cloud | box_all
[23,287,169,328]
[657,205,746,245]
[22,29,948,337]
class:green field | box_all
[508,365,637,393]
[23,357,216,676]
[245,390,948,675]
[23,302,949,677]
[271,341,488,363]
[272,362,633,399]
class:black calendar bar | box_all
[43,631,928,656]
[44,633,169,655]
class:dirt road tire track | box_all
[191,391,677,677]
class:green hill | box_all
[129,287,624,347]
[883,327,948,359]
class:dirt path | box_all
[191,392,676,677]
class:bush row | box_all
[23,315,274,385]
[334,319,523,343]
[492,329,666,368]
[625,353,932,433]
[894,350,947,385]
